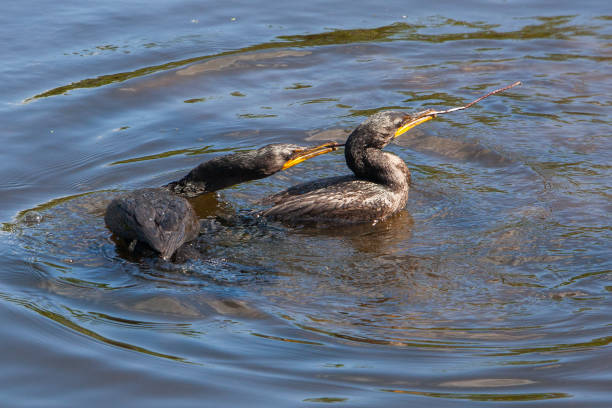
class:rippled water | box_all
[1,1,611,406]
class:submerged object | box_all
[262,111,433,224]
[105,143,339,259]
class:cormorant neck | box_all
[164,144,306,197]
[345,129,409,191]
[165,149,279,197]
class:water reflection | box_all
[381,388,571,402]
[25,15,602,102]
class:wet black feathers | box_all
[105,188,200,260]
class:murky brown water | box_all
[1,1,610,406]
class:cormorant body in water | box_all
[105,143,338,259]
[105,188,200,260]
[261,111,433,223]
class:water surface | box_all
[1,1,611,406]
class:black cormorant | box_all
[105,188,200,260]
[105,142,339,259]
[261,111,433,223]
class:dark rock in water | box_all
[105,188,200,260]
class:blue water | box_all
[1,1,610,406]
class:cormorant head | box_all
[246,143,341,175]
[278,142,342,171]
[349,110,434,150]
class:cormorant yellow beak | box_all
[282,142,341,170]
[394,113,434,138]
